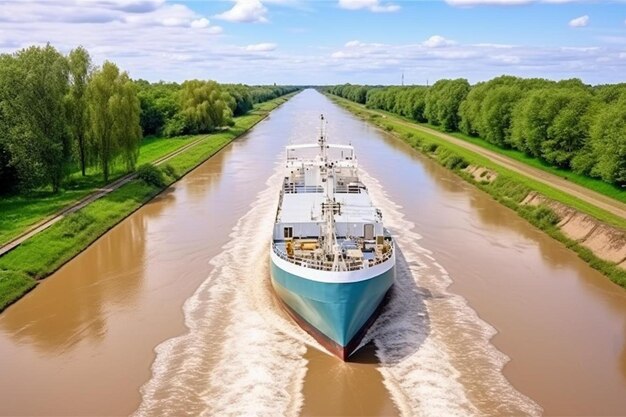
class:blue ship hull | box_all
[270,257,394,360]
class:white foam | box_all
[359,170,543,417]
[134,165,314,417]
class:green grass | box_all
[447,130,626,204]
[0,181,160,279]
[0,271,37,311]
[330,94,626,289]
[137,135,201,166]
[0,95,294,248]
[0,93,295,313]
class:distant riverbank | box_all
[0,93,297,313]
[329,94,626,289]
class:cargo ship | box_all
[269,115,395,360]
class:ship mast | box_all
[318,114,345,271]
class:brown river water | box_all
[1,89,626,416]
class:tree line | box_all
[327,77,626,187]
[135,81,298,137]
[0,43,298,194]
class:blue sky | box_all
[0,0,625,84]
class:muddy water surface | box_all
[1,89,625,416]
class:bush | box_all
[443,155,469,170]
[62,212,93,238]
[423,142,439,153]
[136,163,165,187]
[162,164,178,180]
[530,205,560,228]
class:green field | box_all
[0,93,294,312]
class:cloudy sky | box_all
[0,0,625,85]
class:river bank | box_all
[328,94,626,289]
[0,93,297,313]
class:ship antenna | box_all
[319,114,326,156]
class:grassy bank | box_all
[0,102,285,248]
[330,94,626,289]
[0,93,294,313]
[0,134,202,247]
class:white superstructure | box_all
[272,115,393,275]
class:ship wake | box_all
[359,170,543,417]
[133,166,317,417]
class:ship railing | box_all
[283,184,324,193]
[272,242,393,271]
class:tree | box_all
[178,80,233,134]
[480,84,523,147]
[87,61,141,182]
[511,86,594,167]
[136,81,180,136]
[588,100,626,185]
[67,46,92,176]
[0,45,71,192]
[225,84,253,116]
[425,79,470,131]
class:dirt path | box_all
[366,109,626,221]
[0,136,207,258]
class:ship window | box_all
[284,227,293,239]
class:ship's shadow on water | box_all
[352,245,431,365]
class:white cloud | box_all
[331,51,362,59]
[215,0,269,23]
[325,37,626,84]
[445,0,592,5]
[569,15,589,27]
[345,40,365,47]
[492,54,521,64]
[0,1,219,30]
[338,0,400,13]
[245,42,277,51]
[422,35,456,48]
[191,18,210,29]
[75,0,166,13]
[445,0,530,5]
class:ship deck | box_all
[272,236,393,272]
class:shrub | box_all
[443,155,469,170]
[423,142,439,153]
[162,164,178,180]
[531,205,560,228]
[136,163,165,187]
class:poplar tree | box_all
[87,61,141,182]
[67,46,92,176]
